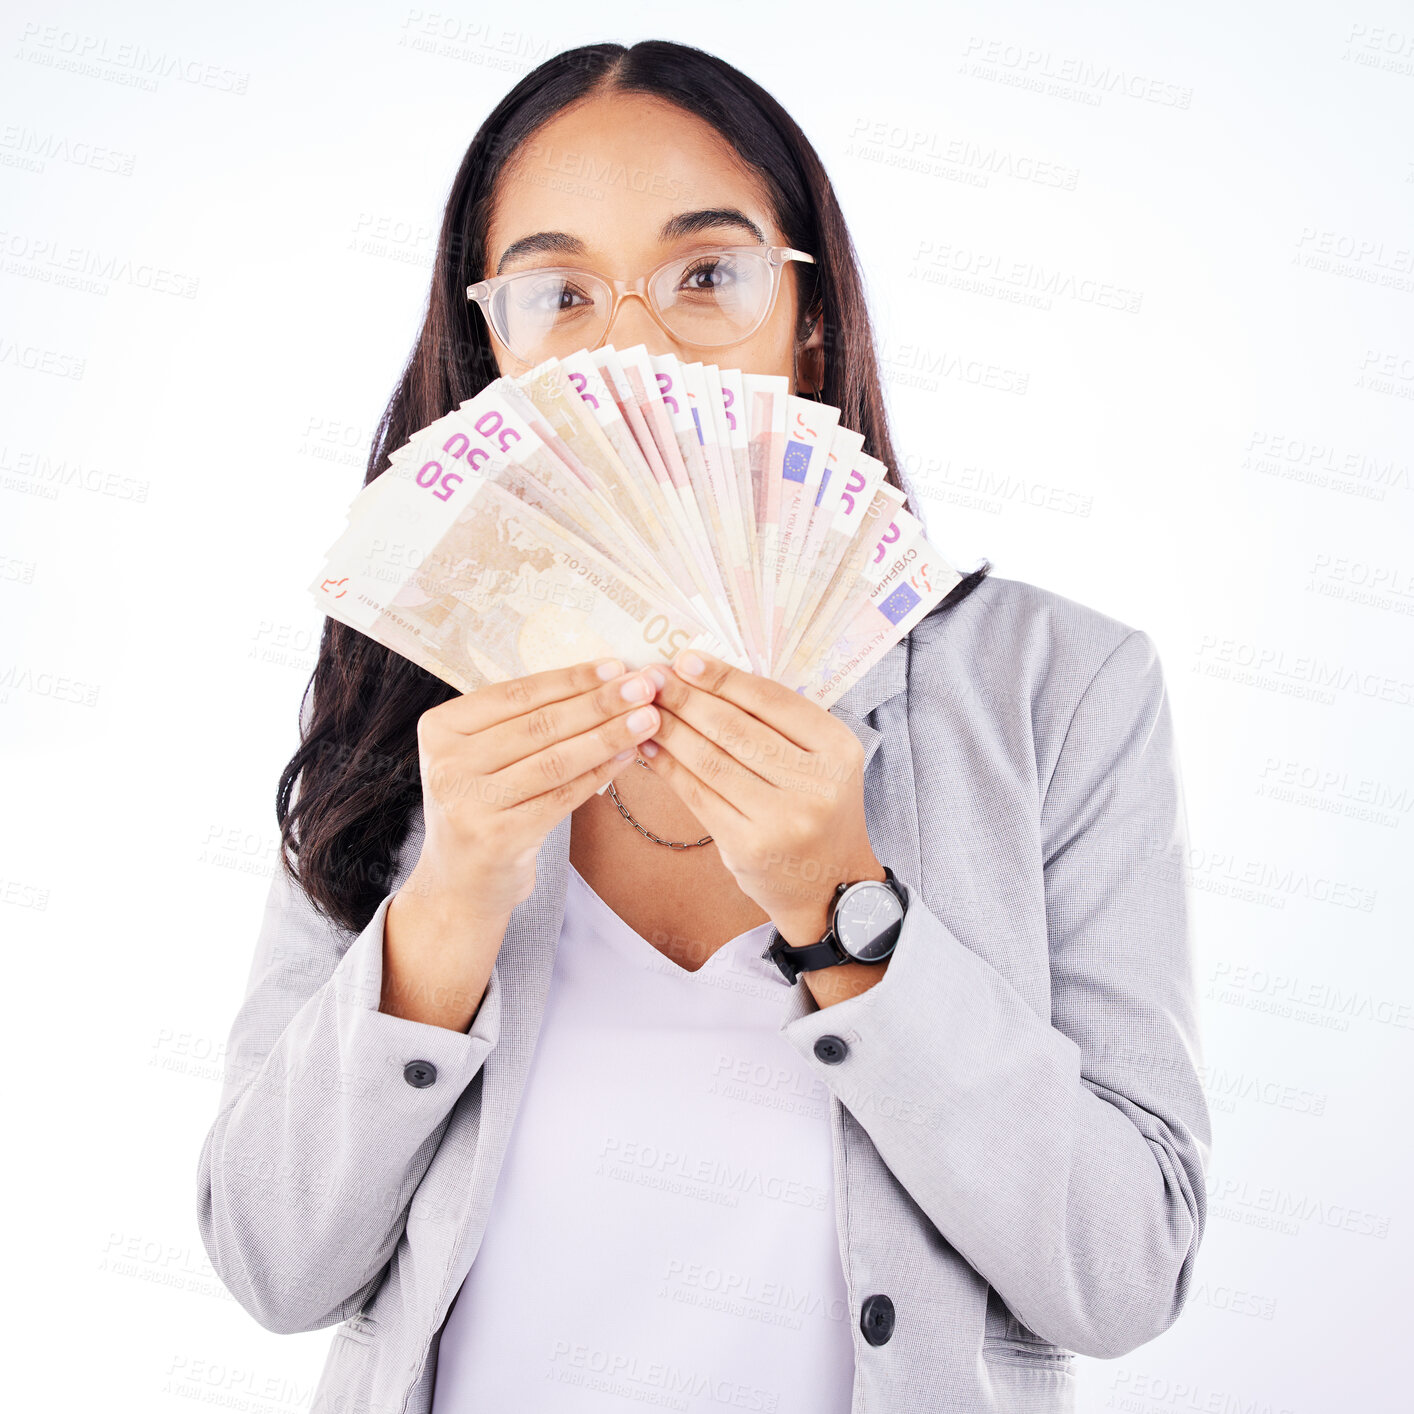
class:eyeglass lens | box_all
[490,249,775,360]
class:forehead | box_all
[484,92,781,272]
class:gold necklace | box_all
[606,759,714,849]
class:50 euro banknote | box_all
[308,351,963,719]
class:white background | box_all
[3,2,1411,1411]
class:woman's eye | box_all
[515,277,594,315]
[679,258,736,294]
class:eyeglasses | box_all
[466,244,816,365]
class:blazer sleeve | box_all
[778,627,1212,1360]
[195,857,504,1334]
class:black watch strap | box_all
[765,932,848,986]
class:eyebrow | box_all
[495,207,767,275]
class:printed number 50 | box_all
[416,459,464,502]
[643,613,691,659]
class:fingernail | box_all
[613,747,636,761]
[626,706,656,733]
[620,676,651,702]
[595,658,625,680]
[640,740,660,757]
[643,666,667,690]
[675,651,705,678]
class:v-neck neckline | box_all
[565,862,779,982]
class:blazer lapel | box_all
[826,636,911,768]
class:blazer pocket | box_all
[982,1295,1074,1369]
[982,1332,1075,1369]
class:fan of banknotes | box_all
[309,343,960,710]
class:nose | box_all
[600,291,683,358]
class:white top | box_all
[431,862,855,1413]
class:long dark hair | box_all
[279,39,991,933]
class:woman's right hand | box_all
[381,658,661,1030]
[410,656,662,919]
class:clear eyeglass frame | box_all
[465,244,817,364]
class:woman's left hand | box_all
[639,648,886,945]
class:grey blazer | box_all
[196,573,1211,1414]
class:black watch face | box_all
[835,882,904,962]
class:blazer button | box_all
[860,1293,895,1346]
[403,1060,437,1088]
[814,1034,849,1064]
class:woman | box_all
[196,39,1210,1414]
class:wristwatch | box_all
[762,866,910,985]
